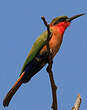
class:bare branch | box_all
[41,16,58,110]
[72,94,82,110]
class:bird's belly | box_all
[40,34,62,58]
[50,38,62,57]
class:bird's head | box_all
[50,14,85,35]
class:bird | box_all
[3,13,84,107]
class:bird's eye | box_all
[54,18,67,25]
[59,18,66,22]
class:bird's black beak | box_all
[67,13,85,22]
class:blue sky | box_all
[0,0,87,110]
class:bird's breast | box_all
[49,32,63,57]
[40,31,63,58]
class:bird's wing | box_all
[20,30,50,74]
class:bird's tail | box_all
[3,72,25,107]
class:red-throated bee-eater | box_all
[3,14,84,107]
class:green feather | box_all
[20,30,49,74]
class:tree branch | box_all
[72,94,82,110]
[41,16,58,110]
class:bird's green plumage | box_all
[20,30,50,74]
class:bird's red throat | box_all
[55,21,70,35]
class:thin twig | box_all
[72,94,82,110]
[41,16,58,110]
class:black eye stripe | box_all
[54,18,67,25]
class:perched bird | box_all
[3,14,84,107]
